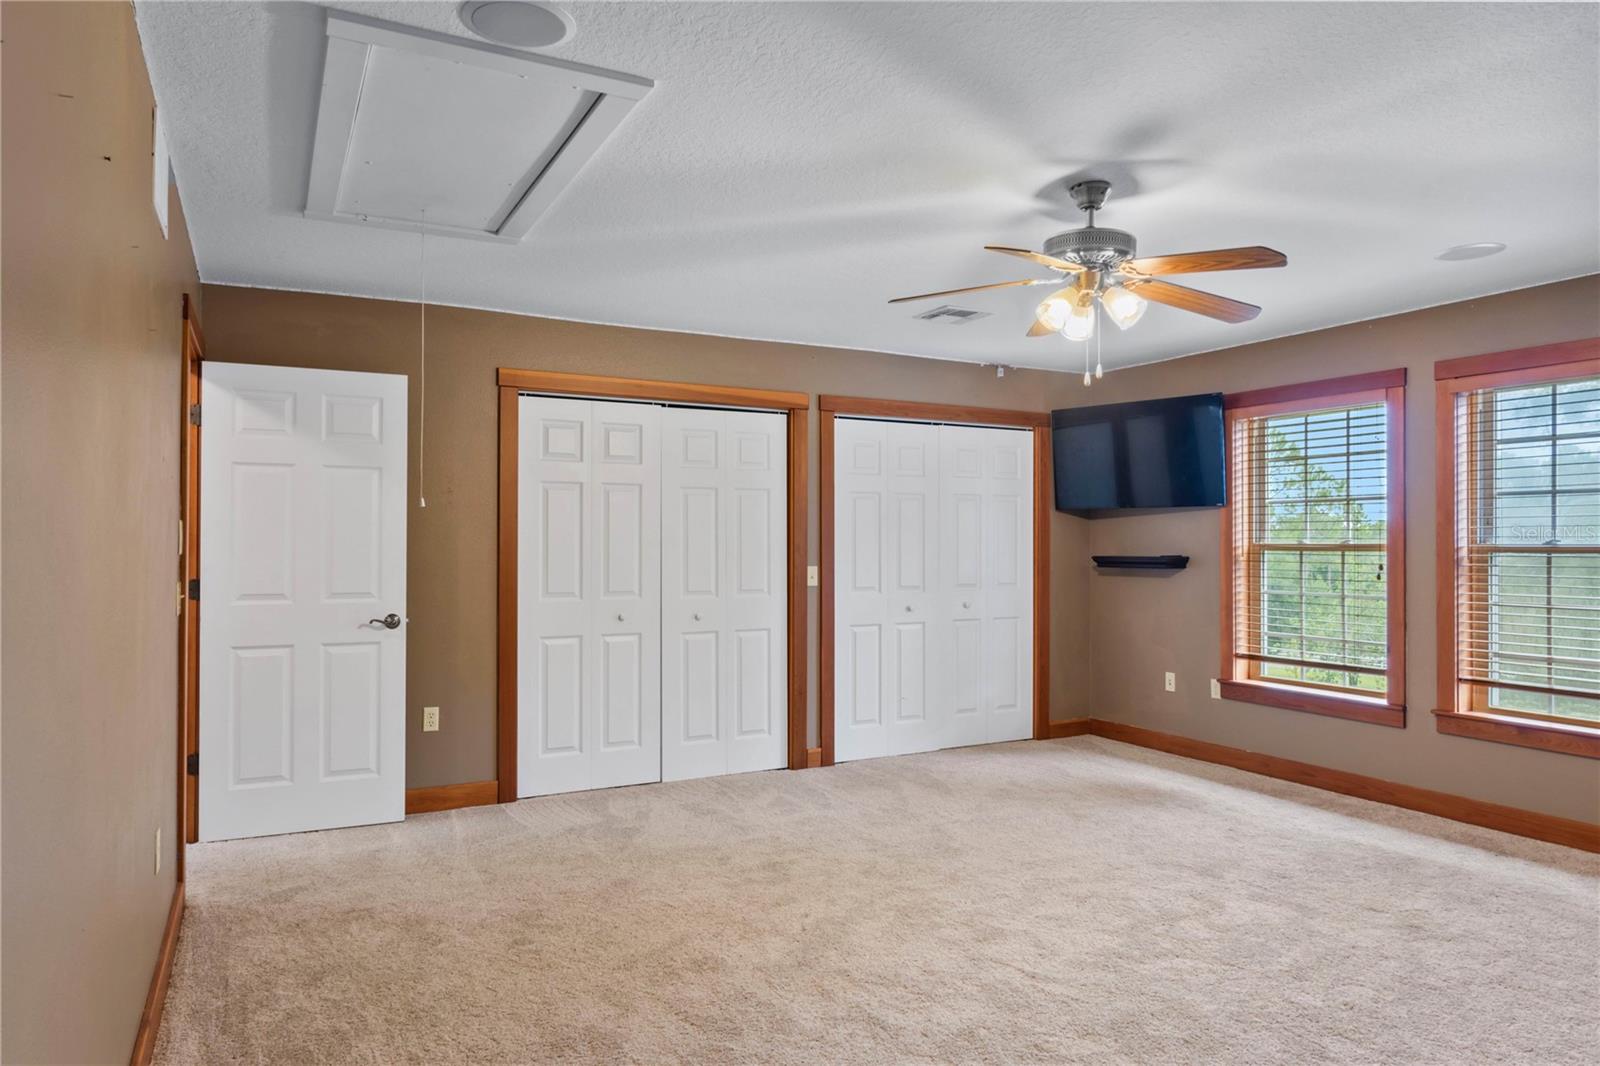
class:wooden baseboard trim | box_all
[129,881,184,1066]
[1045,718,1092,738]
[405,780,500,815]
[1080,719,1599,853]
[805,747,822,768]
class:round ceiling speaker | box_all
[458,2,572,48]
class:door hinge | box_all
[187,578,200,601]
[186,753,199,776]
[188,403,201,426]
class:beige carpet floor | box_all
[155,737,1599,1065]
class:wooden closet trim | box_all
[498,368,808,411]
[818,395,1052,766]
[819,394,1049,427]
[497,370,812,804]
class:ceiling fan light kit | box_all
[890,179,1287,382]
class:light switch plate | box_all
[1164,671,1176,693]
[154,828,162,874]
[807,565,819,587]
[1210,679,1222,700]
[422,706,440,732]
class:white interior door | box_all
[978,427,1034,742]
[518,396,662,798]
[662,408,787,780]
[940,426,990,750]
[199,362,407,841]
[834,418,1033,762]
[884,422,942,756]
[833,418,890,761]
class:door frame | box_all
[817,395,1052,766]
[179,296,203,856]
[496,368,812,803]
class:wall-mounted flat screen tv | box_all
[1051,393,1226,513]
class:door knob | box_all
[369,613,402,630]
[617,613,625,622]
[693,612,701,621]
[962,601,970,609]
[904,605,913,612]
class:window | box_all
[1219,370,1406,726]
[1436,342,1600,758]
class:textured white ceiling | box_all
[136,1,1599,372]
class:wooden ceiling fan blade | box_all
[887,278,1046,304]
[1120,246,1287,277]
[984,245,1083,273]
[1128,279,1261,323]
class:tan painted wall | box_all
[205,278,1600,824]
[1,3,201,1062]
[1049,276,1600,824]
[199,285,1093,788]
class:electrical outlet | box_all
[1210,679,1222,700]
[154,828,162,874]
[807,565,819,587]
[422,706,440,732]
[1164,671,1176,693]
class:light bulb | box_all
[1095,361,1103,379]
[1035,295,1074,332]
[1083,370,1092,386]
[1058,302,1095,342]
[1102,285,1147,330]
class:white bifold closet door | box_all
[518,396,662,798]
[661,407,788,780]
[518,396,787,798]
[834,417,1032,762]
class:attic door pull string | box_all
[417,208,428,509]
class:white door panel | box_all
[885,422,941,755]
[983,431,1034,743]
[663,408,787,780]
[200,362,406,841]
[588,401,662,788]
[518,396,662,797]
[833,419,889,761]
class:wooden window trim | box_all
[817,396,1052,766]
[1433,340,1600,759]
[497,369,812,804]
[1218,370,1407,726]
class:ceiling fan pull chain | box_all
[1095,304,1103,380]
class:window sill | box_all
[1217,679,1405,728]
[1433,709,1600,759]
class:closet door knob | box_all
[693,612,702,621]
[616,613,625,622]
[904,605,913,613]
[962,601,971,609]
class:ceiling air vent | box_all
[305,12,652,243]
[913,305,991,324]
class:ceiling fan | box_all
[889,179,1286,381]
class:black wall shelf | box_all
[1091,555,1190,571]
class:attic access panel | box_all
[305,12,652,243]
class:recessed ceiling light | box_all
[458,2,572,48]
[1436,242,1506,261]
